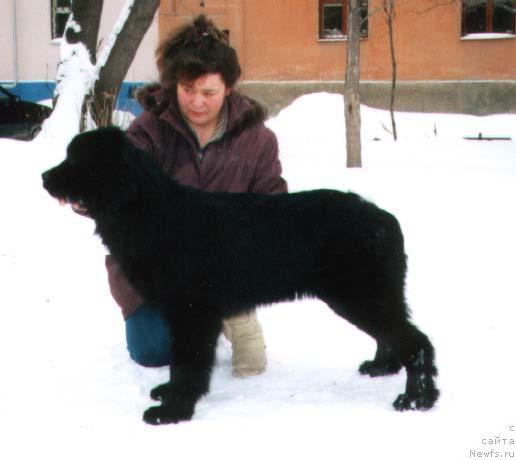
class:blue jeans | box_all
[125,304,172,367]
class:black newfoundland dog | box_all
[42,127,439,424]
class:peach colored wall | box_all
[158,0,244,61]
[364,0,516,81]
[158,0,516,82]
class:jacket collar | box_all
[180,101,228,150]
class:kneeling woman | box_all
[105,15,288,376]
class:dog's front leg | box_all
[143,311,221,424]
[143,365,212,424]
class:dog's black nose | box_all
[41,169,54,189]
[41,170,51,187]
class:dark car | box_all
[0,85,52,141]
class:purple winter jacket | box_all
[106,86,288,318]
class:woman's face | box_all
[177,73,230,131]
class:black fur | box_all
[42,127,439,424]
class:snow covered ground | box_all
[0,93,515,459]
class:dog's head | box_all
[42,127,128,215]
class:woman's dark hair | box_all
[156,15,241,88]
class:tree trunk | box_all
[344,0,362,168]
[92,0,159,126]
[49,0,158,139]
[66,0,103,64]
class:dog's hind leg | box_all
[390,321,439,411]
[143,308,223,425]
[326,297,439,411]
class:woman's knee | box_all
[128,347,169,368]
[125,304,172,367]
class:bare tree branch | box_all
[383,0,398,141]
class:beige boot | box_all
[223,310,267,377]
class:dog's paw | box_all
[143,402,195,425]
[359,359,401,377]
[143,405,181,425]
[150,383,173,401]
[393,389,439,411]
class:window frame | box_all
[318,0,369,41]
[51,0,72,40]
[461,0,516,37]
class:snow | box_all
[461,33,516,41]
[1,92,515,459]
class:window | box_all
[462,0,516,36]
[51,0,72,39]
[319,0,368,40]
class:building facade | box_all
[1,0,515,114]
[159,0,515,81]
[159,0,516,114]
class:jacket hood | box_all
[133,83,268,137]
